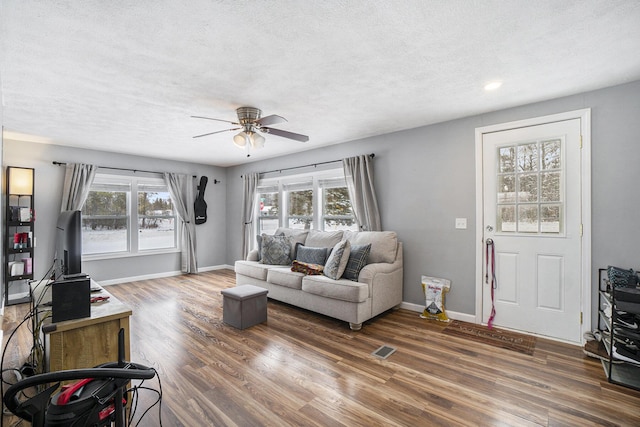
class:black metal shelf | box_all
[598,268,640,391]
[4,166,35,306]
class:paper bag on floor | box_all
[420,276,451,322]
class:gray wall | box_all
[4,79,639,326]
[226,80,640,325]
[2,141,227,283]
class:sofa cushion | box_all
[347,231,398,264]
[302,275,369,303]
[305,230,343,248]
[323,240,351,280]
[260,234,293,265]
[342,244,371,281]
[291,260,324,275]
[296,245,329,265]
[275,228,308,258]
[267,267,304,290]
[235,260,279,281]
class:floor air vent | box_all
[371,345,397,359]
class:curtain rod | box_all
[241,153,375,178]
[52,161,201,179]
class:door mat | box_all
[442,320,537,355]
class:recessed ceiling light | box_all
[484,81,503,91]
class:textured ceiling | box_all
[2,1,640,167]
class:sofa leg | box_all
[349,322,362,331]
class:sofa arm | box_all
[247,249,259,261]
[358,242,403,316]
[358,260,402,281]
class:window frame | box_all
[82,172,179,260]
[254,168,357,239]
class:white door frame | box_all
[474,109,591,343]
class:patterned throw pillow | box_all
[296,245,329,265]
[323,240,351,280]
[342,244,371,281]
[291,260,324,275]
[260,234,293,265]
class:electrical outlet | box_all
[455,218,467,229]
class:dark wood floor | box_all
[3,269,640,426]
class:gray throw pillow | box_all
[260,234,293,265]
[296,245,329,265]
[256,234,263,261]
[323,240,351,280]
[342,244,371,281]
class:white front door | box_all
[479,113,588,343]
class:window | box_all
[284,180,313,230]
[82,173,177,257]
[496,138,563,234]
[255,169,357,237]
[257,184,279,235]
[320,178,356,231]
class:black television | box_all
[54,210,83,280]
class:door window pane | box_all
[541,172,561,202]
[518,174,538,202]
[517,143,539,172]
[497,175,516,203]
[498,205,516,232]
[499,146,516,173]
[541,139,561,170]
[518,205,539,233]
[541,205,562,233]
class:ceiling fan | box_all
[192,106,309,150]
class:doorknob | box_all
[486,225,494,232]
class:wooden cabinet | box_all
[4,166,35,306]
[33,280,132,372]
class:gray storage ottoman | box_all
[221,285,269,329]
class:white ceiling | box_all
[2,1,640,167]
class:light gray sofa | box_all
[234,228,403,330]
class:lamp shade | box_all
[250,133,265,149]
[8,167,34,195]
[233,132,248,149]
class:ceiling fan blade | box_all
[193,128,241,138]
[191,115,239,125]
[262,127,309,142]
[255,114,287,126]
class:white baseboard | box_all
[99,264,233,286]
[400,301,476,323]
[199,264,235,272]
[99,270,184,286]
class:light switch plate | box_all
[455,218,467,229]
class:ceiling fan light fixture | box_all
[233,131,248,148]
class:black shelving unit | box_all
[4,166,35,306]
[597,268,640,391]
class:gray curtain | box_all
[61,163,98,211]
[343,155,382,231]
[241,173,259,259]
[164,173,198,273]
